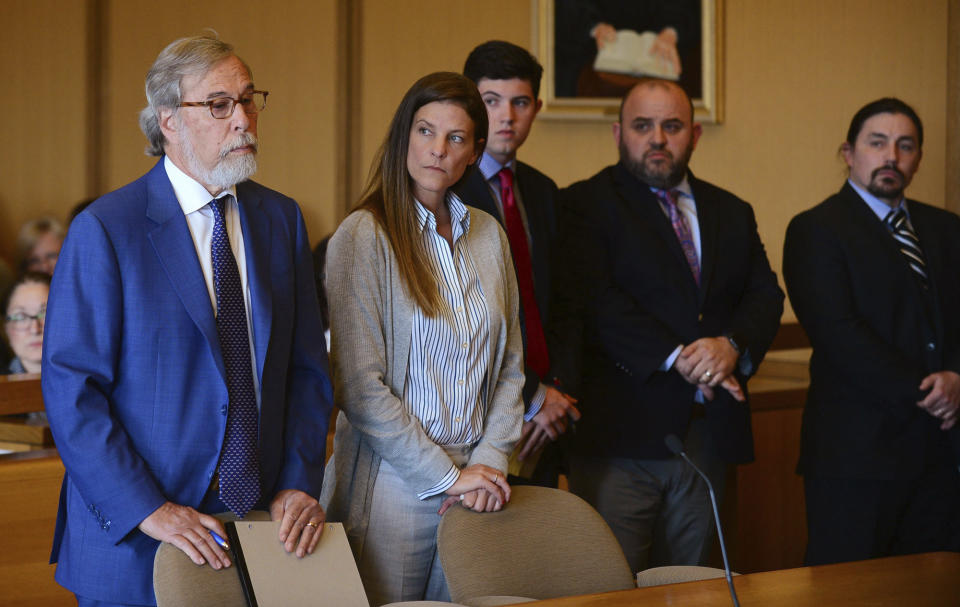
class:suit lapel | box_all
[145,161,225,380]
[689,175,717,306]
[236,183,272,385]
[906,201,945,337]
[459,166,502,226]
[613,165,699,298]
[907,201,941,287]
[839,183,920,286]
[516,163,546,256]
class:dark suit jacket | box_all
[42,159,334,603]
[784,182,960,480]
[550,163,783,463]
[456,161,559,406]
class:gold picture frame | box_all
[532,0,724,123]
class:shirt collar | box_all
[413,191,471,236]
[479,152,516,182]
[648,174,694,201]
[847,178,907,221]
[164,156,238,215]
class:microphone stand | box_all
[665,434,741,607]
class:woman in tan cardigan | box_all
[321,72,524,606]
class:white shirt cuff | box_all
[418,465,460,500]
[524,384,547,422]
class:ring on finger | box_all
[305,521,319,529]
[704,370,713,379]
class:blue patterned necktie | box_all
[210,195,260,517]
[655,188,700,285]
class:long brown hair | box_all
[357,72,487,316]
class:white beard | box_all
[180,126,258,191]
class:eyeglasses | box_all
[178,90,269,119]
[5,308,46,332]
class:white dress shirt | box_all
[163,156,260,404]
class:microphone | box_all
[665,434,740,607]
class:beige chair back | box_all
[153,510,271,607]
[635,565,738,587]
[436,486,635,603]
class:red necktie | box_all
[498,168,550,378]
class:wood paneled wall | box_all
[2,0,338,262]
[1,1,90,262]
[2,1,953,294]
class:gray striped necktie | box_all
[884,207,928,289]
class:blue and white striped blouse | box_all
[405,193,491,498]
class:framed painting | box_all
[533,0,723,122]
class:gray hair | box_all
[138,33,251,156]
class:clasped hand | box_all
[517,386,580,461]
[438,464,511,515]
[674,336,744,402]
[139,489,325,567]
[918,370,960,430]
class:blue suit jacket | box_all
[42,159,333,604]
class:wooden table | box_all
[0,374,52,452]
[519,552,960,606]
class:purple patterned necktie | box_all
[211,195,260,517]
[655,188,700,285]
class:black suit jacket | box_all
[551,163,783,462]
[784,183,960,480]
[456,161,559,407]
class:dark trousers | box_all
[804,466,960,566]
[567,418,723,573]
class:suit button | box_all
[698,313,703,321]
[221,405,228,415]
[927,342,936,351]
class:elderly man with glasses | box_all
[42,34,333,607]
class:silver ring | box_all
[459,494,465,501]
[704,370,713,379]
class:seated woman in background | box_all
[322,72,524,606]
[17,216,65,275]
[3,272,50,375]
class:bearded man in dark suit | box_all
[550,78,783,572]
[784,97,960,566]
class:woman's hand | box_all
[439,464,510,514]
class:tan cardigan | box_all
[320,208,524,560]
